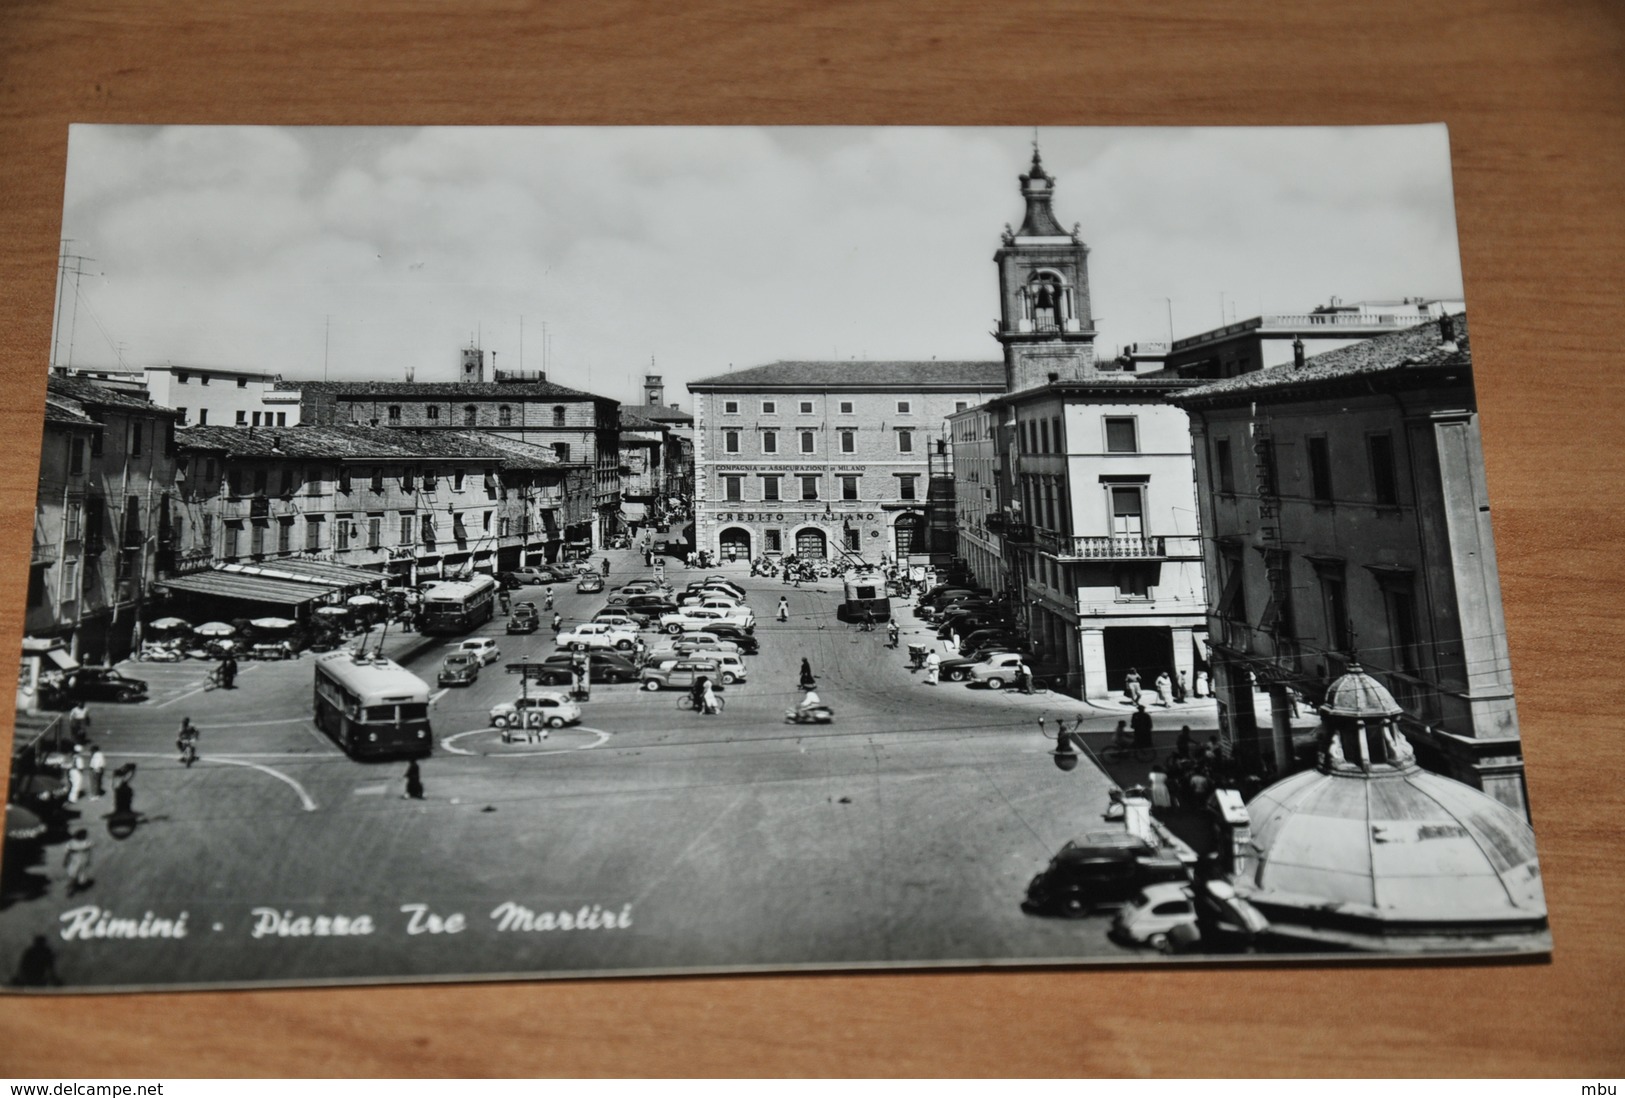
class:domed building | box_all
[1229,664,1549,954]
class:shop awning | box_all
[157,570,340,609]
[44,648,79,672]
[620,502,647,520]
[216,558,389,591]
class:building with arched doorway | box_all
[688,361,1003,569]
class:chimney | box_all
[1437,313,1458,350]
[1292,337,1306,370]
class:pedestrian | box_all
[88,744,106,799]
[112,765,136,817]
[1155,671,1173,708]
[221,654,238,690]
[799,658,815,691]
[1173,670,1188,704]
[551,612,563,634]
[862,608,876,632]
[544,587,554,610]
[403,759,424,800]
[886,620,900,648]
[68,701,90,742]
[1018,659,1034,695]
[63,830,93,894]
[66,747,87,803]
[776,596,789,623]
[1176,725,1193,759]
[700,677,719,716]
[1148,764,1173,811]
[1194,670,1209,699]
[924,650,941,685]
[1131,704,1154,750]
[1123,667,1142,704]
[601,558,610,577]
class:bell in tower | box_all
[994,142,1096,394]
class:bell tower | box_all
[994,143,1096,394]
[460,344,485,383]
[644,372,664,406]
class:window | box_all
[799,430,815,454]
[799,400,814,414]
[482,510,492,531]
[1218,547,1246,623]
[63,499,82,542]
[552,405,567,426]
[174,407,187,426]
[371,467,384,493]
[1384,581,1420,674]
[761,400,777,414]
[762,476,781,502]
[896,400,911,414]
[551,443,570,462]
[724,401,740,415]
[1215,439,1235,494]
[276,412,286,426]
[236,410,247,426]
[306,468,322,497]
[453,469,465,492]
[402,468,415,492]
[761,430,778,454]
[200,374,210,386]
[843,528,860,551]
[1039,419,1050,453]
[253,469,268,496]
[388,405,402,425]
[129,423,143,456]
[236,377,248,389]
[1368,434,1398,505]
[335,516,351,552]
[197,409,207,426]
[839,401,853,414]
[840,430,855,454]
[898,475,918,501]
[463,405,478,427]
[1109,487,1144,541]
[224,521,241,559]
[306,517,322,551]
[399,513,413,545]
[499,405,512,426]
[724,476,743,502]
[799,475,819,501]
[252,412,262,427]
[1307,436,1333,502]
[421,514,436,547]
[841,475,859,501]
[955,401,969,412]
[176,372,189,384]
[764,528,782,552]
[1104,417,1138,453]
[426,406,441,424]
[68,438,85,475]
[724,430,740,454]
[897,429,914,453]
[423,469,437,492]
[277,517,293,553]
[1320,569,1350,653]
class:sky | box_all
[51,125,1465,407]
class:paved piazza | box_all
[1,554,1237,988]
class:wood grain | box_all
[0,0,1621,1078]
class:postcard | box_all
[2,125,1547,992]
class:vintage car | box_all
[489,692,581,736]
[555,621,639,652]
[437,652,482,686]
[528,651,642,685]
[457,638,503,665]
[60,667,149,704]
[638,657,723,691]
[575,574,605,594]
[506,606,540,634]
[659,605,754,634]
[1023,832,1188,918]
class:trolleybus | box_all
[419,573,498,635]
[313,650,433,758]
[837,570,891,623]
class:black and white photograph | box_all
[2,124,1549,992]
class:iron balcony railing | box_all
[1035,530,1167,559]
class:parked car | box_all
[659,606,754,634]
[489,692,581,735]
[693,580,745,602]
[958,628,1025,656]
[62,667,149,704]
[529,651,642,684]
[1109,883,1203,950]
[1022,832,1188,918]
[703,623,760,655]
[621,596,679,621]
[648,631,741,658]
[457,638,502,665]
[939,643,1033,682]
[967,652,1032,689]
[555,621,639,652]
[606,580,671,604]
[493,572,526,591]
[575,574,605,594]
[639,657,723,691]
[1162,879,1271,954]
[936,612,1014,639]
[591,610,644,631]
[437,652,482,686]
[506,607,540,634]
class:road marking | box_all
[439,726,610,757]
[110,751,318,811]
[153,666,254,709]
[429,687,450,704]
[204,717,321,729]
[353,782,391,796]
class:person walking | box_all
[1017,659,1035,695]
[88,744,106,799]
[1194,670,1209,699]
[776,596,789,623]
[1148,764,1173,811]
[403,759,424,800]
[68,701,90,742]
[886,620,900,648]
[544,587,554,611]
[1174,670,1188,704]
[600,557,610,577]
[924,650,941,685]
[63,830,93,895]
[551,611,563,634]
[1131,704,1154,750]
[1155,671,1173,708]
[1176,725,1193,759]
[700,676,719,716]
[66,747,87,803]
[112,765,136,817]
[1123,667,1142,705]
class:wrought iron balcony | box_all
[1036,530,1167,560]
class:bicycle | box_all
[177,736,199,768]
[676,694,726,713]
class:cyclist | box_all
[176,718,199,768]
[886,621,900,648]
[688,675,708,713]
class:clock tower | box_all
[460,344,485,383]
[994,146,1096,394]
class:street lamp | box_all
[1046,714,1082,772]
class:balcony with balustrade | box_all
[1034,529,1167,560]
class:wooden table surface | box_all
[0,0,1621,1078]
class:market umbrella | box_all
[193,622,236,637]
[5,802,47,841]
[315,606,350,618]
[150,617,190,631]
[346,594,380,607]
[250,617,297,631]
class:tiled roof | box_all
[689,360,1005,390]
[176,425,561,467]
[283,378,616,405]
[47,375,182,417]
[618,410,667,431]
[43,393,101,428]
[1169,314,1471,406]
[623,403,693,424]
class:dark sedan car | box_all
[529,651,642,685]
[63,667,149,704]
[703,624,760,655]
[958,628,1025,656]
[620,596,679,621]
[1022,832,1189,918]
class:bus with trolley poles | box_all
[419,573,498,635]
[313,649,433,758]
[836,569,891,624]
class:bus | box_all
[837,570,891,624]
[313,650,433,758]
[419,573,498,635]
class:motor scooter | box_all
[784,704,835,725]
